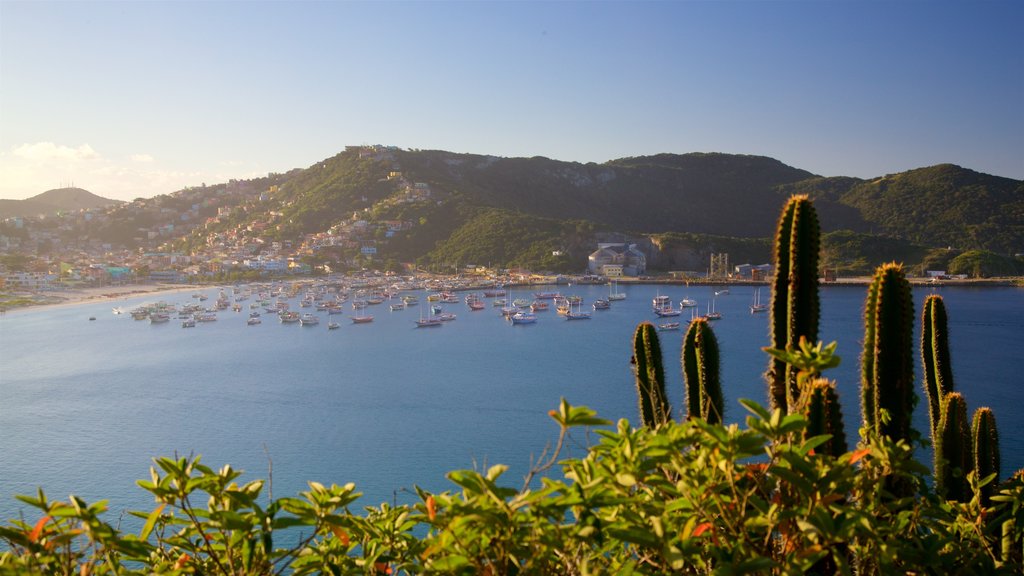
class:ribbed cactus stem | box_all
[804,378,848,457]
[682,317,723,425]
[935,392,973,502]
[861,263,915,443]
[766,195,820,413]
[922,295,955,437]
[972,407,1000,506]
[633,322,671,427]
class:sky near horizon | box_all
[1,1,1021,202]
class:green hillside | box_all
[148,148,1024,275]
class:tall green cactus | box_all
[633,322,671,428]
[922,294,955,437]
[804,378,848,457]
[972,407,1001,506]
[861,263,915,443]
[766,195,820,413]
[935,392,973,502]
[682,317,723,425]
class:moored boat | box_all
[510,311,537,324]
[351,315,374,324]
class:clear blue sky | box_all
[1,0,1021,201]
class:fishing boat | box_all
[652,294,672,311]
[149,313,170,324]
[531,300,550,312]
[592,299,610,310]
[181,318,196,328]
[750,288,768,313]
[390,302,406,311]
[654,306,681,317]
[299,314,319,326]
[279,311,300,323]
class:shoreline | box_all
[0,284,199,315]
[2,276,1019,316]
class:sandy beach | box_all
[0,284,199,315]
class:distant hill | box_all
[184,149,1020,273]
[777,165,1024,254]
[0,187,123,218]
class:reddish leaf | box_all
[28,515,51,543]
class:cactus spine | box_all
[804,378,848,457]
[921,294,955,437]
[972,407,1000,506]
[935,392,973,502]
[682,317,723,425]
[766,195,820,413]
[861,263,915,443]
[633,322,671,427]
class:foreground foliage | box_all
[2,398,1022,574]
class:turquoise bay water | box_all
[2,284,1022,524]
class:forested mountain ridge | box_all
[392,150,817,238]
[778,164,1024,254]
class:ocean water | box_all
[1,283,1022,525]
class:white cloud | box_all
[130,153,155,163]
[12,142,100,162]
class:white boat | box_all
[300,314,319,326]
[112,307,123,315]
[510,311,537,324]
[247,317,262,326]
[679,297,697,308]
[327,321,340,330]
[653,294,672,311]
[658,322,680,331]
[715,288,730,296]
[415,317,443,327]
[390,302,406,311]
[181,318,196,328]
[592,299,610,310]
[750,288,768,313]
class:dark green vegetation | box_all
[5,195,1022,574]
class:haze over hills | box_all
[0,187,123,219]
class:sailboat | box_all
[565,298,592,320]
[750,288,768,313]
[704,296,722,320]
[608,279,626,301]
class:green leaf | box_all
[139,503,165,541]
